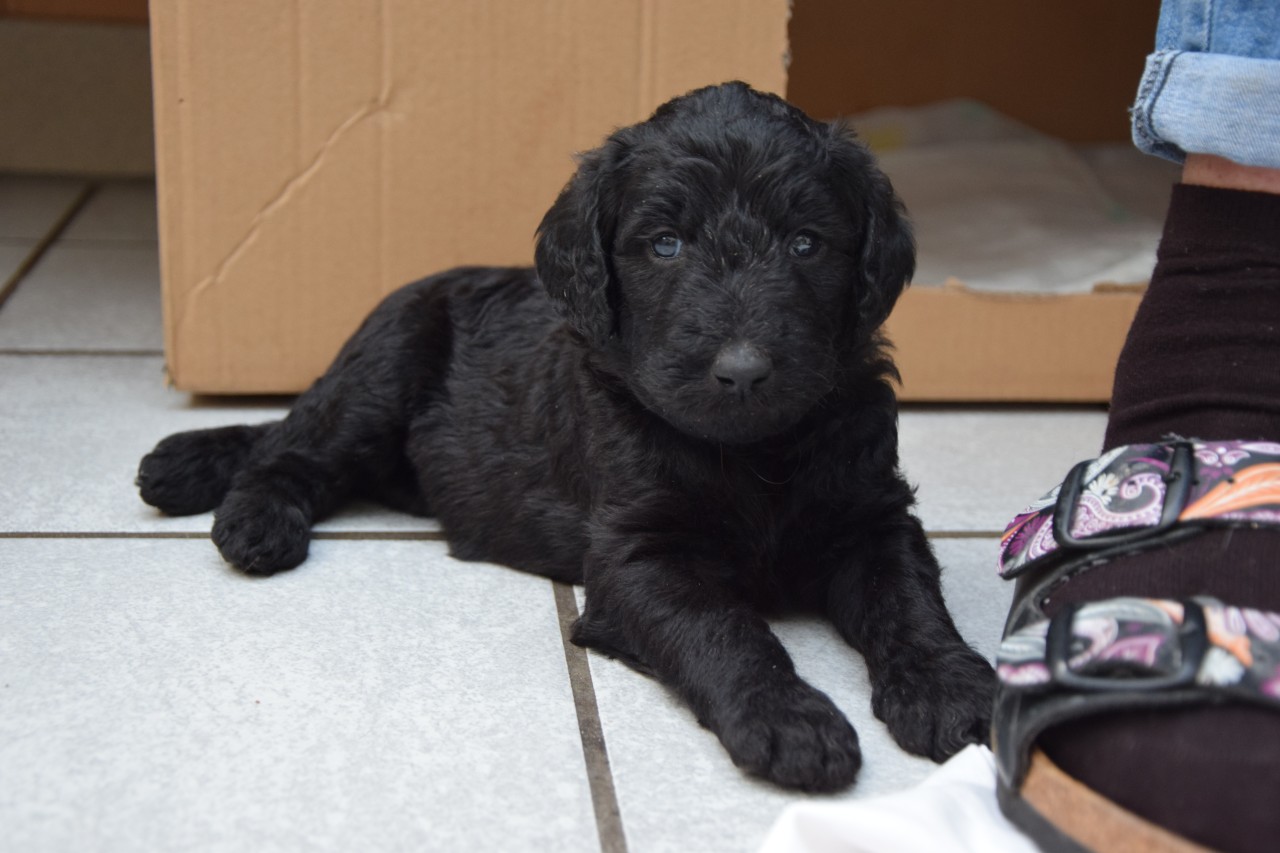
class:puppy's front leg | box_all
[825,514,995,761]
[576,539,861,792]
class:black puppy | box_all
[138,82,993,792]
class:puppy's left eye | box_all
[652,234,683,259]
[789,232,820,258]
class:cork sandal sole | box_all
[999,749,1214,853]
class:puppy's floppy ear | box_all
[826,122,915,330]
[535,145,622,347]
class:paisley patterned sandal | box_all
[992,440,1280,852]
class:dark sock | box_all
[1104,183,1280,447]
[1039,184,1280,853]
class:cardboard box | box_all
[150,0,789,394]
[151,0,1158,401]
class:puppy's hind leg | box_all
[211,442,336,576]
[210,278,451,575]
[138,422,277,516]
[210,388,407,576]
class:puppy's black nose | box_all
[712,343,772,393]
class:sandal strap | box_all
[993,595,1280,791]
[998,440,1280,579]
[993,442,1280,793]
[998,596,1280,700]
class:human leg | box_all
[995,2,1280,850]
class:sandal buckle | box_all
[1046,599,1209,692]
[1052,441,1195,551]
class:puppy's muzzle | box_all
[712,342,773,396]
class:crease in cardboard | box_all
[178,89,399,339]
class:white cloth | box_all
[758,746,1039,853]
[847,99,1178,295]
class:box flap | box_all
[888,280,1144,402]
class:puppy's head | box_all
[536,82,913,445]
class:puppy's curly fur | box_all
[139,83,994,791]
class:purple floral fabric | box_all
[998,441,1280,578]
[997,597,1280,705]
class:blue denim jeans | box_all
[1132,0,1280,168]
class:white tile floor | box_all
[0,176,1109,852]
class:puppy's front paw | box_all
[872,646,995,762]
[716,681,861,792]
[212,489,311,575]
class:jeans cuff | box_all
[1132,49,1280,170]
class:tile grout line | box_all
[0,530,448,541]
[0,529,999,540]
[0,183,99,313]
[0,349,165,357]
[552,581,629,853]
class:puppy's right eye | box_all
[652,234,683,259]
[789,232,820,258]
